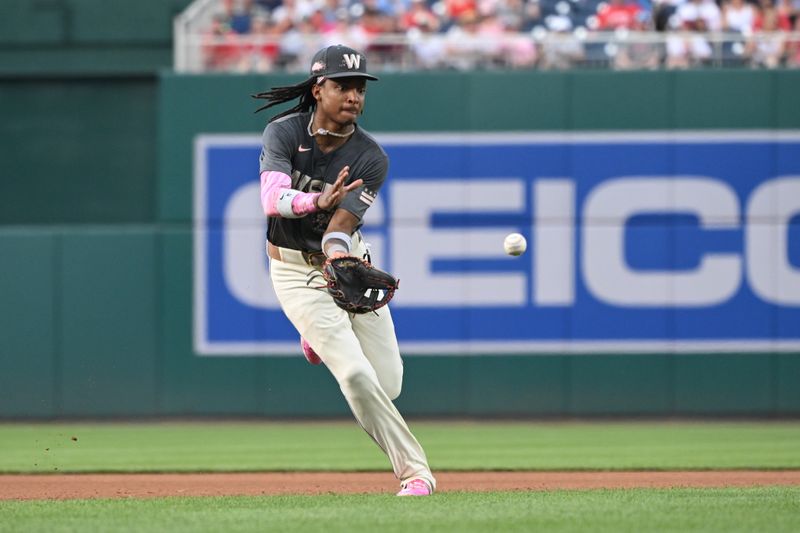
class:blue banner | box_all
[194,132,800,354]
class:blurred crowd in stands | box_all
[201,0,800,70]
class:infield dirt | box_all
[2,471,800,500]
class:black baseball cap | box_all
[309,45,379,81]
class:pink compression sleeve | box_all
[260,170,320,217]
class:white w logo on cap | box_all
[343,53,361,70]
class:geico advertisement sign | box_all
[194,132,800,355]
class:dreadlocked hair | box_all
[252,76,318,122]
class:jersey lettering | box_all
[291,170,325,194]
[309,179,325,192]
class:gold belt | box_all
[267,242,327,268]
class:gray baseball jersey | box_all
[259,111,388,252]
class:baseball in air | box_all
[503,233,527,256]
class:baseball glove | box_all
[322,256,399,314]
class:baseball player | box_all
[253,45,436,496]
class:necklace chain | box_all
[307,113,355,138]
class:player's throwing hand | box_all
[317,166,363,211]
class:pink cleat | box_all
[300,337,322,365]
[396,479,432,496]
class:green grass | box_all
[1,487,798,533]
[0,421,798,473]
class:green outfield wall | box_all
[0,0,191,76]
[0,0,191,226]
[1,69,799,418]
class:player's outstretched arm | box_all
[260,170,319,219]
[260,166,361,219]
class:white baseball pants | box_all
[268,238,436,491]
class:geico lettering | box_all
[390,180,527,306]
[533,179,575,306]
[582,177,741,307]
[746,176,800,305]
[221,176,799,310]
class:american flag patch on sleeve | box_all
[358,188,377,206]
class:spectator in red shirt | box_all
[445,0,479,21]
[754,0,793,30]
[203,15,243,70]
[401,0,442,31]
[237,12,281,72]
[748,5,788,66]
[786,16,800,66]
[775,0,797,28]
[596,0,643,30]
